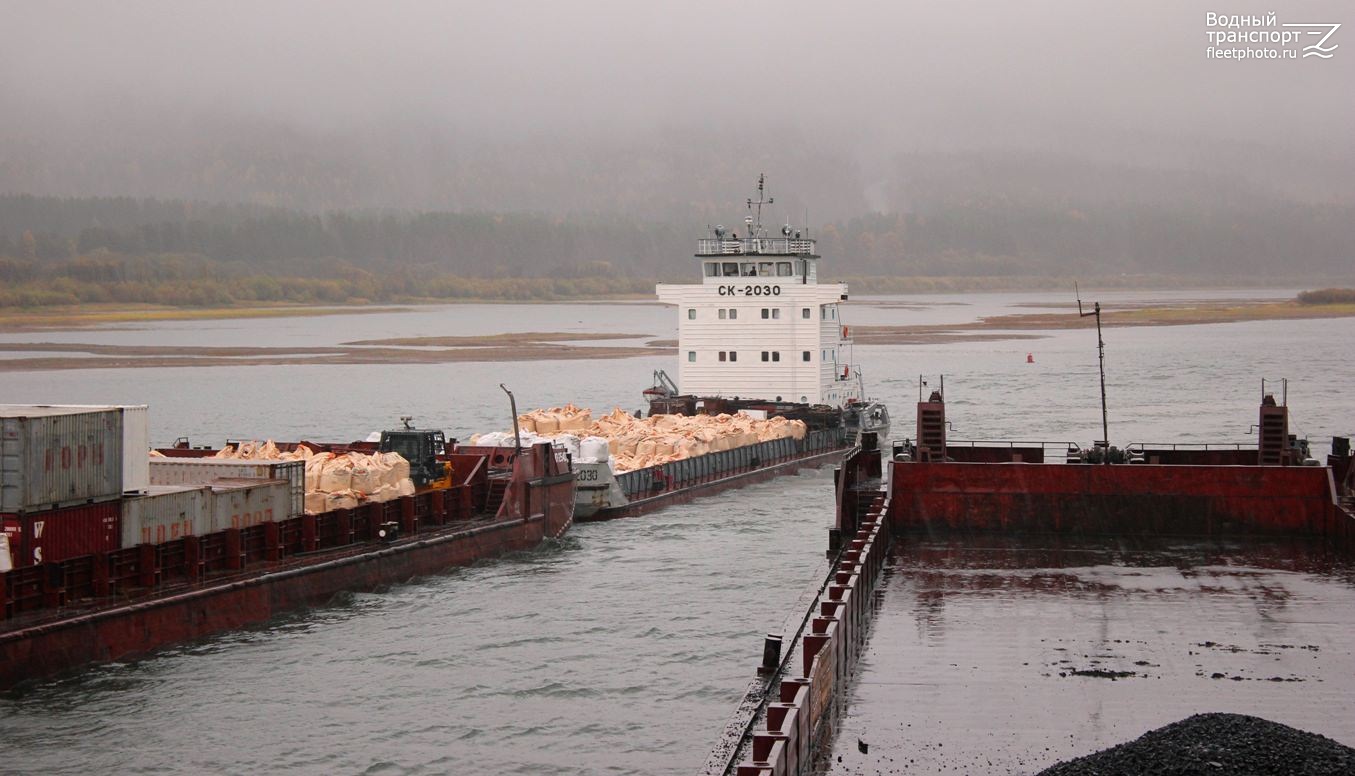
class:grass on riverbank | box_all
[0,303,410,331]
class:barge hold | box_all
[478,176,889,521]
[712,387,1355,775]
[0,406,574,689]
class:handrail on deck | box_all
[945,439,1080,450]
[1124,441,1251,452]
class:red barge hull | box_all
[887,461,1349,541]
[0,442,574,689]
[715,389,1355,776]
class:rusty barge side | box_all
[878,389,1355,545]
[717,388,1355,775]
[0,442,574,689]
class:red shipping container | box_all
[2,501,121,567]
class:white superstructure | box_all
[655,176,863,407]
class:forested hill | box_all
[2,189,1351,280]
[2,149,1353,307]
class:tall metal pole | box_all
[1077,285,1109,461]
[500,383,522,452]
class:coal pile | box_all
[1037,713,1355,776]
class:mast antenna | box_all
[1076,283,1110,461]
[746,173,774,237]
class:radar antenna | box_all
[746,174,774,238]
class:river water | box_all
[1,290,1352,774]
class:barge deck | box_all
[825,535,1355,774]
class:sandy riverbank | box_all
[1,299,1351,372]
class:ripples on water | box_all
[1,472,836,775]
[1,292,1352,774]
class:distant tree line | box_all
[0,192,1351,308]
[1296,288,1355,305]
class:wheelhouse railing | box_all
[696,237,816,256]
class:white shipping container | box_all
[208,478,295,531]
[57,405,150,494]
[148,458,304,517]
[121,485,213,547]
[1,405,124,513]
[119,406,150,494]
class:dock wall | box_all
[725,489,890,775]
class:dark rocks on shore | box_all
[1036,713,1355,776]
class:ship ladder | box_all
[917,404,946,462]
[1258,405,1287,465]
[484,478,510,515]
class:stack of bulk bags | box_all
[210,443,416,515]
[474,406,808,475]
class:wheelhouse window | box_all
[704,262,719,277]
[758,261,774,277]
[777,262,794,277]
[741,262,757,276]
[722,262,739,276]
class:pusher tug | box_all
[476,176,890,521]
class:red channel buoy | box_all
[1026,353,1035,363]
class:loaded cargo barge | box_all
[0,405,574,689]
[483,176,890,522]
[709,386,1355,775]
[566,398,863,521]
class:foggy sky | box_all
[3,0,1353,210]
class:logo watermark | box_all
[1205,11,1340,60]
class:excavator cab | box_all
[378,418,452,489]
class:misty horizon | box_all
[4,1,1353,215]
[1,0,1352,302]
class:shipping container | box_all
[148,458,303,516]
[3,501,121,566]
[56,404,151,494]
[121,485,212,547]
[120,479,298,548]
[208,478,294,531]
[118,406,150,494]
[1,406,125,513]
